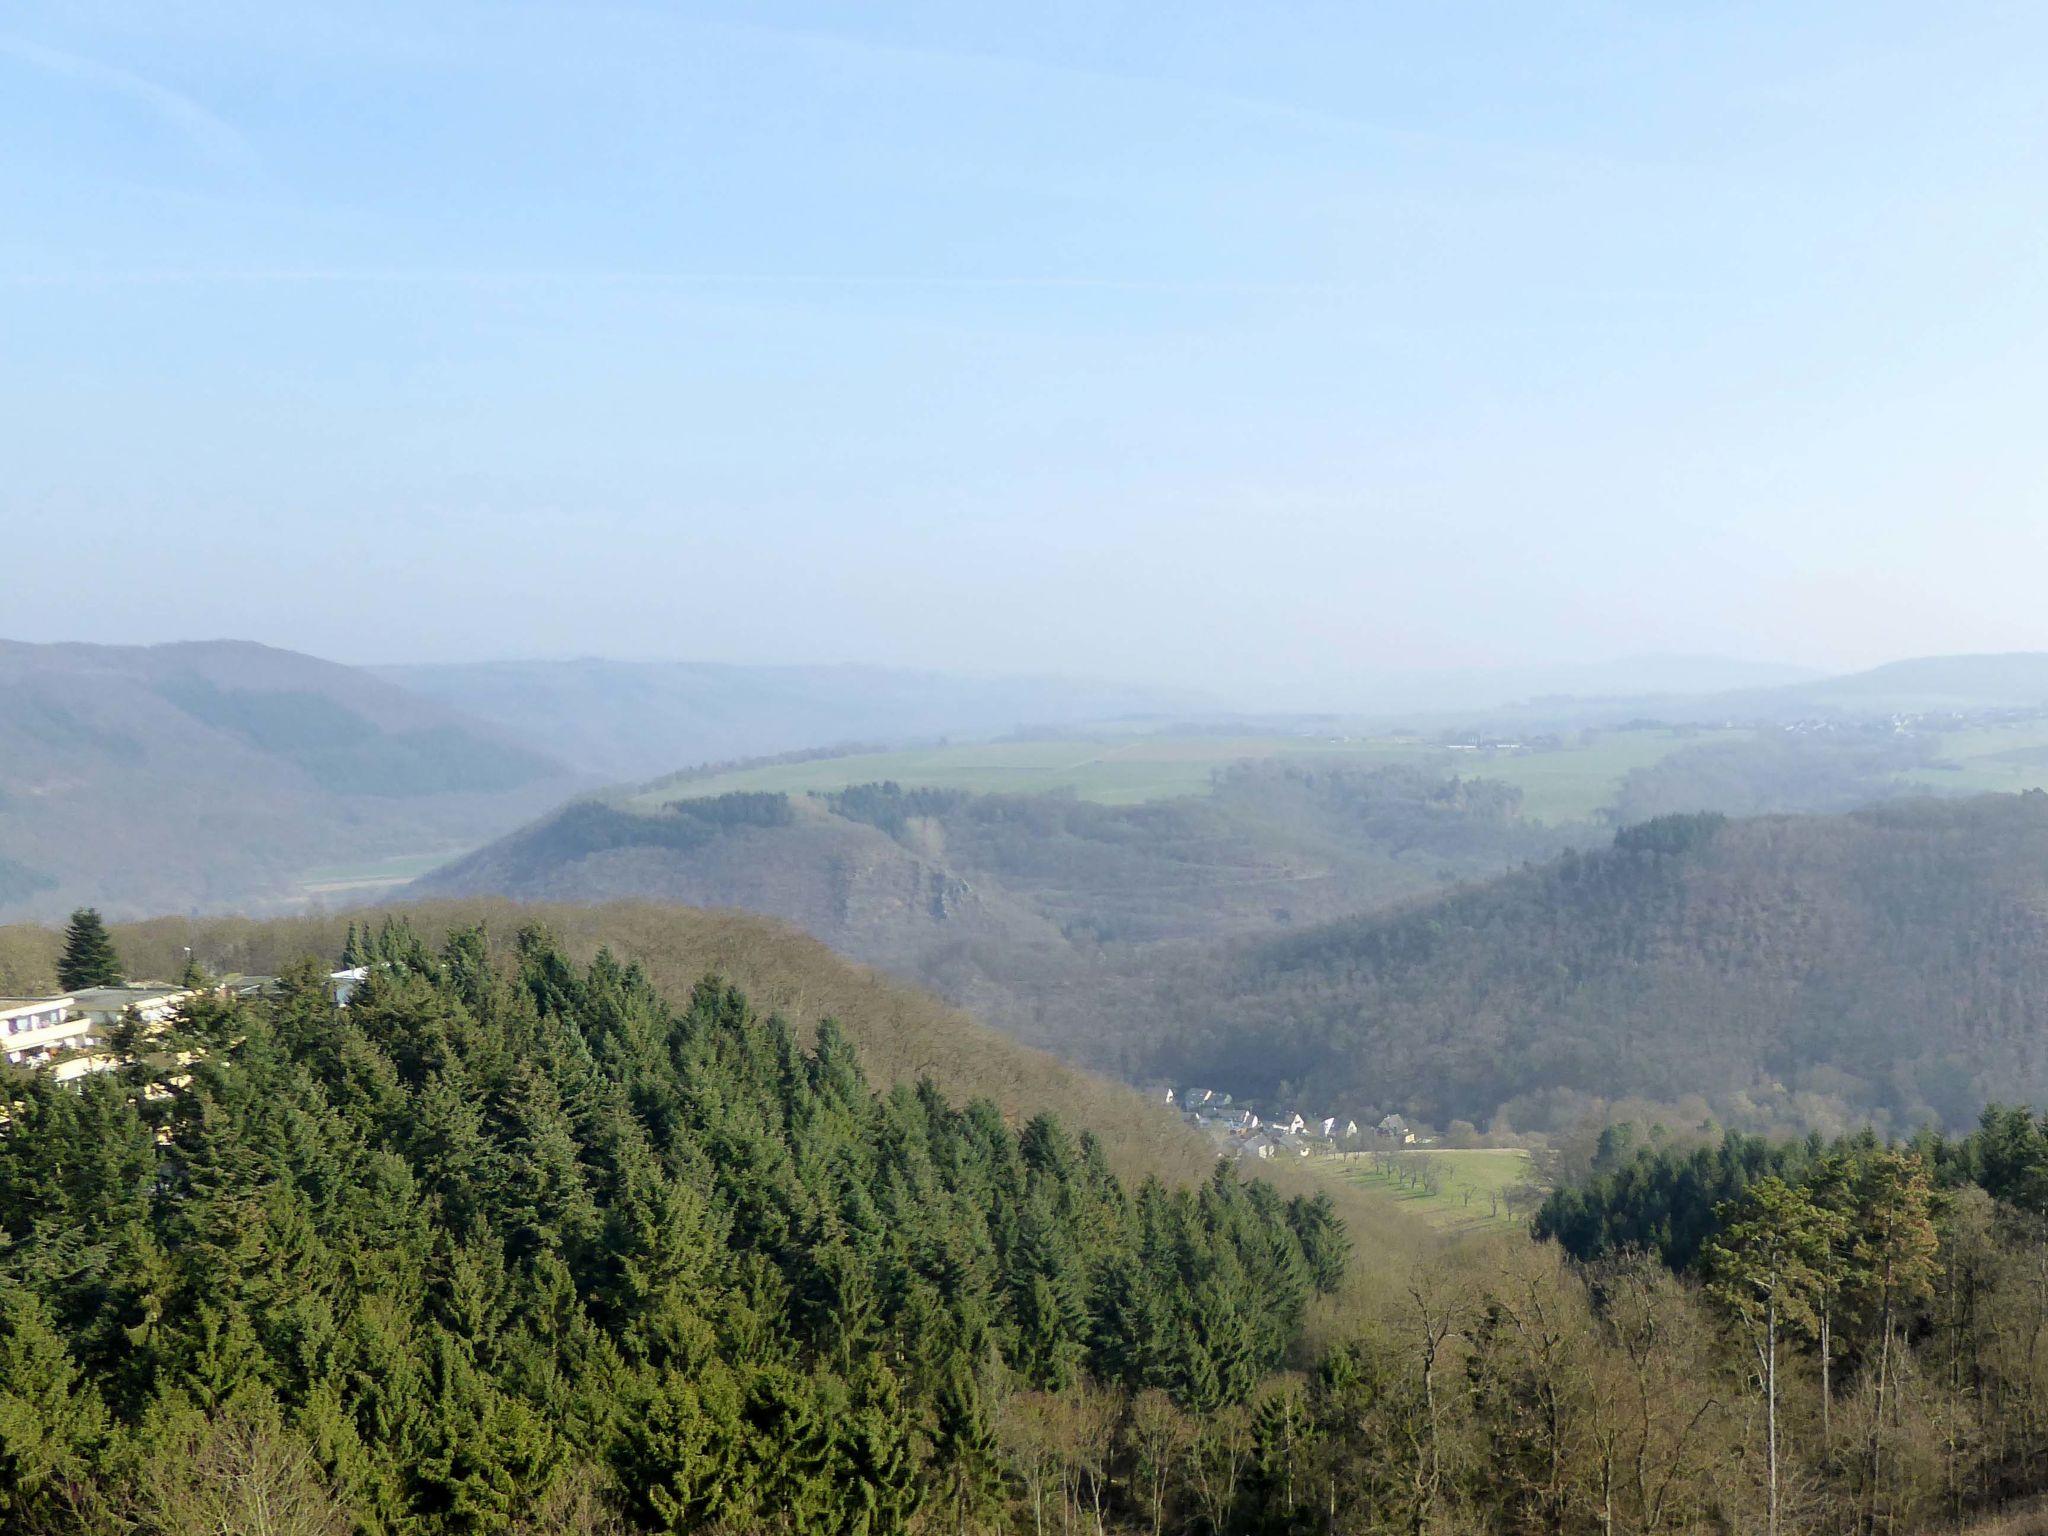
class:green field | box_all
[633,735,1431,808]
[292,850,461,900]
[1325,1148,1541,1235]
[1906,719,2048,798]
[636,727,1729,823]
[1475,730,1753,822]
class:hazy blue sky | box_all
[5,3,2046,703]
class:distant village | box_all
[1167,1084,1424,1162]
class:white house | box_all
[1271,1111,1308,1136]
[1,995,83,1067]
[1377,1114,1416,1145]
[1318,1116,1361,1140]
[3,985,197,1077]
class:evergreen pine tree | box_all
[56,908,122,991]
[929,1364,1003,1535]
[0,1284,108,1523]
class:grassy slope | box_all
[636,726,1727,823]
[1908,719,2048,797]
[1323,1149,1537,1236]
[1477,731,1746,822]
[634,736,1429,808]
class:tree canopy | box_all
[0,919,1334,1533]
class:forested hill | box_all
[1150,792,2048,1133]
[0,899,1219,1188]
[413,765,1577,1059]
[0,919,1343,1532]
[13,909,2048,1532]
[0,640,579,920]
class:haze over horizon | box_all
[8,3,2048,702]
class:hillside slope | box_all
[412,766,1580,1057]
[0,640,581,920]
[376,657,1206,780]
[1151,793,2048,1133]
[0,909,1346,1534]
[0,897,1213,1187]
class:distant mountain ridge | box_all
[0,639,581,920]
[374,657,1213,781]
[1558,652,2048,727]
[1334,654,1824,716]
[1338,651,2048,732]
[1742,652,2048,714]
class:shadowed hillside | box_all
[412,765,1580,1057]
[1149,792,2048,1134]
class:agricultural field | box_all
[1475,729,1750,822]
[635,726,1732,824]
[1907,718,2048,798]
[291,851,464,902]
[632,734,1430,808]
[1323,1147,1542,1236]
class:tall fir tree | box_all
[56,908,122,991]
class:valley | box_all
[16,10,2048,1523]
[15,643,2048,1536]
[7,898,2048,1534]
[409,658,2048,1147]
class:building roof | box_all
[69,987,193,1022]
[0,996,74,1017]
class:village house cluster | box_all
[1167,1085,1419,1161]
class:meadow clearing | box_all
[1323,1147,1542,1236]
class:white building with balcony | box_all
[2,985,197,1076]
[2,995,86,1067]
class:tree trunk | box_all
[1866,1300,1893,1536]
[1766,1298,1781,1536]
[1820,1305,1832,1444]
